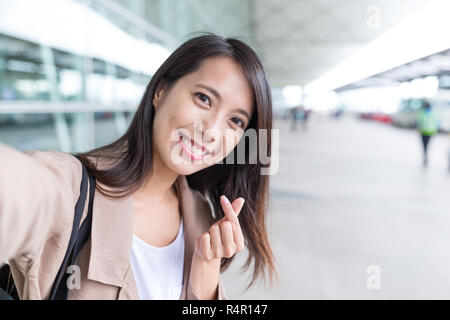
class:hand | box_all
[194,195,245,261]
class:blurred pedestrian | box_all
[302,106,311,131]
[290,106,299,131]
[416,99,439,167]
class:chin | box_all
[172,165,197,176]
[168,166,197,177]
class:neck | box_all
[135,151,179,203]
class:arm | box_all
[188,195,245,300]
[0,143,80,264]
[187,254,221,299]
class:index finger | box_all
[220,195,244,225]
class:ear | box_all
[152,81,167,109]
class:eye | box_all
[230,117,245,128]
[194,92,211,106]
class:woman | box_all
[0,33,277,300]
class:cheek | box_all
[152,113,178,155]
[154,104,180,135]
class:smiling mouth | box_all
[178,133,210,160]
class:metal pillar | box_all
[40,45,72,152]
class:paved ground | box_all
[3,115,450,299]
[223,115,450,299]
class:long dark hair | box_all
[74,33,278,290]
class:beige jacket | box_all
[0,143,227,300]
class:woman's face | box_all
[152,56,254,176]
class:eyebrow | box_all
[194,83,251,122]
[195,83,221,100]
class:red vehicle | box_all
[359,112,392,123]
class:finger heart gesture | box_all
[194,195,245,261]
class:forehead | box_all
[181,56,254,115]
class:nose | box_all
[202,128,216,143]
[199,118,220,144]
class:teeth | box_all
[181,135,207,156]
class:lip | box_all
[178,134,209,161]
[178,132,212,154]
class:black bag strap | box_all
[49,162,95,300]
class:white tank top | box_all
[130,219,185,300]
